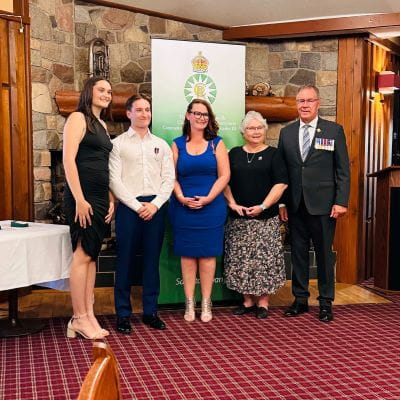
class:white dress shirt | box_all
[279,116,319,208]
[298,116,318,153]
[109,127,175,212]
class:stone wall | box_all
[29,0,222,221]
[245,40,338,146]
[30,0,338,222]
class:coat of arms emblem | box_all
[184,51,217,104]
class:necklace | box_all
[244,145,267,163]
[246,152,256,164]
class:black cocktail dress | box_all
[64,119,113,260]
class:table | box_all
[0,221,72,337]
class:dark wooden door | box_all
[0,16,33,220]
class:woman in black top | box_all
[63,77,114,339]
[224,111,288,319]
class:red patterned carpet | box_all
[1,301,400,400]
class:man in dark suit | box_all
[278,85,350,322]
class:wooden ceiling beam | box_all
[86,0,228,31]
[368,36,400,56]
[223,13,400,40]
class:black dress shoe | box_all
[232,304,257,316]
[116,316,132,334]
[255,306,269,319]
[284,301,309,317]
[142,314,166,330]
[319,305,333,322]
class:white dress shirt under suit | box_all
[279,116,318,208]
[298,116,318,153]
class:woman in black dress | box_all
[224,111,288,319]
[63,77,114,339]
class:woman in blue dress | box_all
[170,99,230,323]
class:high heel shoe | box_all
[87,312,109,337]
[201,298,212,322]
[90,295,109,336]
[184,298,196,322]
[66,314,106,340]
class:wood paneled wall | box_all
[335,37,368,283]
[363,44,400,279]
[0,17,33,220]
[335,36,400,283]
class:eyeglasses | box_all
[296,98,319,104]
[189,111,209,120]
[246,126,265,132]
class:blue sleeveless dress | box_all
[169,135,227,257]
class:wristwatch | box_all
[259,203,267,211]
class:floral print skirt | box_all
[224,216,286,296]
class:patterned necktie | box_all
[301,124,311,161]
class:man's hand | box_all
[138,202,158,221]
[279,206,288,222]
[330,204,347,219]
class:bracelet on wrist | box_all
[259,203,267,211]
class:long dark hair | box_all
[182,99,219,141]
[76,76,112,134]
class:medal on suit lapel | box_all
[315,137,335,151]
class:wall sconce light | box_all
[368,90,383,103]
[377,71,400,95]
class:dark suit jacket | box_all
[278,117,350,215]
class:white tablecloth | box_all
[0,221,72,291]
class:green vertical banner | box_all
[151,38,245,304]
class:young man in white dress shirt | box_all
[109,94,175,333]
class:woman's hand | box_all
[178,196,190,207]
[181,196,208,209]
[105,201,114,224]
[245,205,263,218]
[75,199,93,228]
[193,196,210,208]
[229,203,246,216]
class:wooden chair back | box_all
[77,341,121,400]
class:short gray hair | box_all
[297,85,320,98]
[240,110,268,134]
